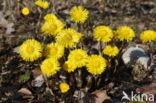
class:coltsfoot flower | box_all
[70,6,89,23]
[140,30,156,42]
[59,82,70,93]
[93,26,114,42]
[41,19,64,36]
[63,60,77,72]
[44,14,58,22]
[116,26,135,41]
[56,28,83,48]
[68,49,88,67]
[19,39,42,61]
[21,7,30,15]
[102,45,119,57]
[35,0,49,9]
[41,58,60,76]
[86,55,107,75]
[44,43,64,59]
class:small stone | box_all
[122,46,150,69]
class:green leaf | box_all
[20,73,30,81]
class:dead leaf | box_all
[18,88,32,95]
[32,68,42,77]
[92,90,111,103]
[22,95,34,99]
[136,82,156,94]
[32,74,44,87]
[73,90,85,98]
[13,46,19,53]
[59,101,65,103]
[6,23,15,34]
[0,11,15,34]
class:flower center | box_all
[94,62,100,67]
[64,34,72,41]
[26,46,34,53]
[50,47,57,54]
[75,55,82,60]
[46,62,53,68]
[75,12,82,19]
[50,24,57,31]
[101,30,107,35]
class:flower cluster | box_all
[18,2,156,94]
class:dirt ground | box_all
[0,0,156,103]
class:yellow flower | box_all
[44,43,64,59]
[86,55,107,75]
[41,58,60,76]
[68,49,88,67]
[56,28,83,48]
[116,26,135,41]
[35,0,49,9]
[41,19,64,36]
[59,82,70,93]
[93,26,114,42]
[70,6,89,23]
[44,14,58,22]
[21,7,30,16]
[102,45,119,57]
[63,60,77,72]
[19,39,42,62]
[140,30,156,42]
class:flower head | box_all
[21,7,30,15]
[63,60,77,72]
[35,0,49,9]
[68,49,88,67]
[70,6,89,23]
[41,19,64,36]
[44,14,58,22]
[102,45,119,57]
[59,82,70,93]
[44,43,64,59]
[140,30,156,42]
[19,39,42,61]
[56,28,83,48]
[116,26,135,41]
[41,58,60,76]
[86,55,107,75]
[93,26,114,42]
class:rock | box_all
[122,46,150,69]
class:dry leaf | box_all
[32,68,42,77]
[136,82,156,94]
[32,74,44,87]
[0,11,15,34]
[13,46,19,53]
[18,88,32,95]
[73,90,85,98]
[92,90,111,103]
